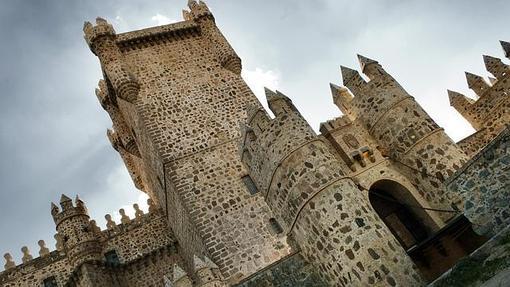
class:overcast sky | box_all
[0,0,508,264]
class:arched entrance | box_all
[368,180,437,250]
[368,179,487,282]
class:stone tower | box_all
[337,56,469,215]
[240,89,423,286]
[51,195,112,285]
[84,0,290,283]
[51,195,102,269]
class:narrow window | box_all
[269,218,283,234]
[242,175,259,195]
[43,277,58,287]
[104,250,120,266]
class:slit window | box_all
[242,175,259,195]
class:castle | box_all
[1,1,509,286]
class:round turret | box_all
[51,194,102,268]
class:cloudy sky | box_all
[0,0,508,264]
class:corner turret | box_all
[83,18,140,102]
[183,1,242,74]
[51,194,102,269]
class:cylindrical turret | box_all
[240,88,423,286]
[186,1,242,74]
[51,195,102,269]
[341,56,469,215]
[83,18,140,102]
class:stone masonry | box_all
[1,1,509,286]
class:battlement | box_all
[319,115,352,135]
[449,40,510,151]
[116,21,200,51]
[2,198,161,273]
[51,194,88,228]
[185,0,213,21]
[83,17,116,54]
[329,83,354,118]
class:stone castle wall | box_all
[0,202,178,287]
[447,126,510,236]
[241,89,423,286]
[84,1,292,282]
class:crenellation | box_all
[450,41,510,156]
[330,83,354,117]
[465,71,491,97]
[500,40,510,58]
[3,253,15,271]
[84,18,140,103]
[173,263,193,287]
[447,89,479,129]
[483,54,509,79]
[38,240,50,257]
[340,65,367,105]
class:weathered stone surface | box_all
[1,1,509,286]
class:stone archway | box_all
[368,179,436,250]
[368,179,487,282]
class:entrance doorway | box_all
[368,180,487,282]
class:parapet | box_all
[330,83,354,117]
[2,198,161,274]
[51,194,88,227]
[84,18,140,103]
[448,40,510,135]
[83,17,116,54]
[465,72,491,97]
[185,0,213,21]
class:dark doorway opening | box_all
[368,180,487,282]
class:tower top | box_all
[51,194,88,227]
[83,17,116,53]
